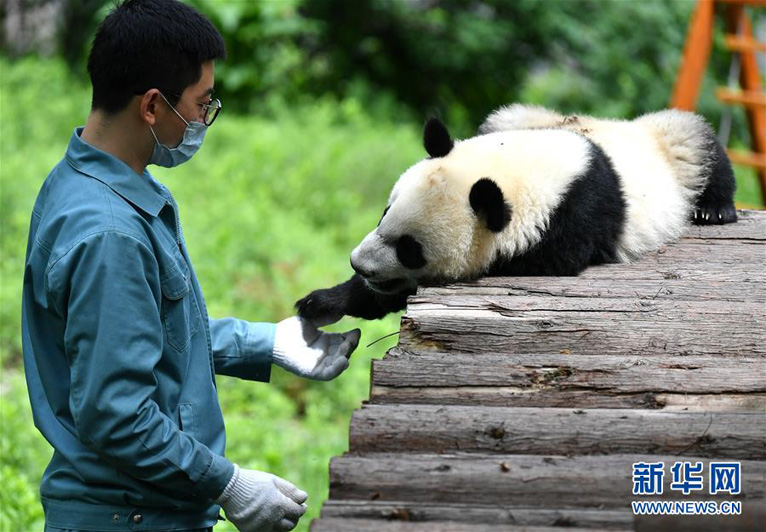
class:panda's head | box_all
[350,118,512,294]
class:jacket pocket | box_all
[179,403,196,439]
[160,256,197,352]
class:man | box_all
[21,1,360,531]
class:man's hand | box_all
[273,317,360,380]
[216,464,307,532]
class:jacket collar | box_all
[65,127,168,217]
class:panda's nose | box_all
[351,257,375,279]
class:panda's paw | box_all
[692,203,737,225]
[295,288,345,328]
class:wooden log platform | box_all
[310,210,766,532]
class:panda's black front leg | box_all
[295,274,414,325]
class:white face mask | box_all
[148,92,208,168]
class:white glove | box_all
[215,464,307,532]
[273,316,360,381]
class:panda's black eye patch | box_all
[378,206,390,227]
[396,235,427,269]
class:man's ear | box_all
[469,178,512,232]
[423,118,453,158]
[139,89,162,126]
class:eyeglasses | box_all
[135,88,222,126]
[196,97,222,126]
[164,91,222,126]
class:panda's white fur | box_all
[480,104,714,261]
[363,129,594,283]
[297,104,737,323]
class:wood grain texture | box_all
[373,350,766,393]
[349,404,766,459]
[418,278,764,302]
[398,295,764,356]
[329,453,766,507]
[310,518,627,532]
[371,385,766,411]
[318,500,635,528]
[371,350,766,409]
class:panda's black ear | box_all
[424,118,454,158]
[470,178,512,233]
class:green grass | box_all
[1,56,763,532]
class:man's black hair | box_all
[87,0,226,114]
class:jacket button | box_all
[133,514,143,524]
[112,513,120,523]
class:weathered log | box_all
[349,404,766,459]
[310,518,626,532]
[590,240,765,265]
[329,453,766,508]
[600,240,764,263]
[318,500,635,528]
[398,296,764,356]
[370,386,766,412]
[371,350,766,409]
[415,254,764,288]
[579,265,761,283]
[418,278,764,302]
[406,294,765,315]
[405,295,764,319]
[373,350,766,394]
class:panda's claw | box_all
[295,288,345,327]
[691,203,737,225]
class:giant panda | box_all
[296,105,737,325]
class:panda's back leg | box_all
[637,109,737,226]
[694,138,738,225]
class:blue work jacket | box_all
[21,128,277,531]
